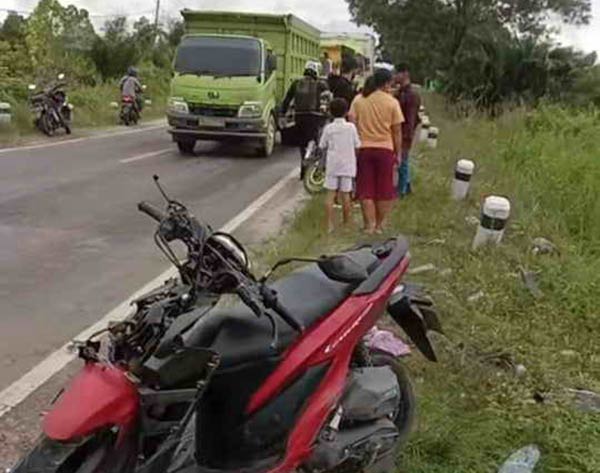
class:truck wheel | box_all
[258,115,276,157]
[177,140,196,156]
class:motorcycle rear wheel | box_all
[40,113,54,136]
[303,162,326,194]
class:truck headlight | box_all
[238,102,262,118]
[168,97,188,114]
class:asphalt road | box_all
[0,123,298,390]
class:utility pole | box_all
[153,0,161,45]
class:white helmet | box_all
[304,60,320,76]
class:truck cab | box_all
[167,35,278,156]
[166,11,321,157]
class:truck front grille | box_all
[188,104,238,118]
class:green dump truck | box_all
[167,10,321,157]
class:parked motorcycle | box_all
[120,85,147,126]
[302,91,332,194]
[28,73,72,136]
[302,138,326,194]
[12,175,441,473]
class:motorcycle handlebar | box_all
[271,298,304,333]
[236,285,263,318]
[138,201,167,223]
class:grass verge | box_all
[251,94,600,472]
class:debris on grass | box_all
[519,267,544,299]
[408,263,437,275]
[498,444,541,473]
[532,237,558,255]
[426,237,446,246]
[465,215,480,226]
[439,268,453,277]
[567,389,600,413]
[560,349,578,358]
[467,290,485,303]
[513,364,527,378]
[363,327,412,357]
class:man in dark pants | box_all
[282,61,329,179]
[394,63,421,196]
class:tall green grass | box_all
[251,94,600,472]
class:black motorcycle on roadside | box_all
[28,73,73,136]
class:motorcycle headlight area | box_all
[238,102,263,118]
[168,97,189,114]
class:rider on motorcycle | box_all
[281,61,330,180]
[120,66,143,113]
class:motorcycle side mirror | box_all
[318,255,368,284]
[57,73,65,80]
[28,84,36,91]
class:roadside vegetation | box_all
[253,93,600,472]
[347,0,600,113]
[0,0,180,142]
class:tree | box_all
[347,0,591,69]
[25,0,97,82]
[347,0,594,111]
[133,16,158,56]
[166,20,185,48]
[61,5,96,53]
[90,17,140,80]
[0,12,32,80]
[25,0,65,72]
[0,11,27,43]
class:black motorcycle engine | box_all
[304,366,401,473]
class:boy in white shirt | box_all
[319,98,361,232]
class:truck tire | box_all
[177,140,196,156]
[258,114,276,157]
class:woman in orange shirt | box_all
[350,69,404,233]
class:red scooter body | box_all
[40,244,412,473]
[255,255,410,472]
[43,363,139,441]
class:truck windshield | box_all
[175,37,261,77]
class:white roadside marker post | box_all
[0,102,12,125]
[427,126,439,149]
[419,115,430,142]
[472,196,511,249]
[452,159,475,200]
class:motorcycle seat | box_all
[183,248,383,368]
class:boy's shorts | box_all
[325,176,353,193]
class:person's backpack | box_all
[294,78,319,113]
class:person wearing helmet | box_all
[120,66,143,113]
[281,61,330,179]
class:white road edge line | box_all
[0,167,297,418]
[119,148,172,164]
[0,123,166,156]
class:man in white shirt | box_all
[319,98,361,232]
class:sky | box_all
[2,0,600,56]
